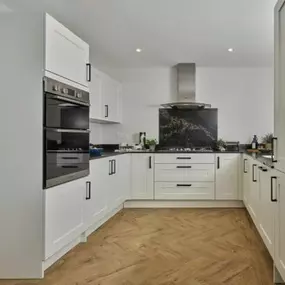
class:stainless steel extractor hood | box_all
[161,63,211,109]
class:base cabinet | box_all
[83,159,109,230]
[258,168,276,258]
[155,182,214,200]
[216,154,239,200]
[130,154,154,200]
[275,173,285,281]
[44,178,85,260]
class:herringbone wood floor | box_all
[0,209,273,285]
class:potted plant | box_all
[217,138,226,151]
[262,133,273,150]
[146,138,157,152]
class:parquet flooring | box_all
[0,208,273,285]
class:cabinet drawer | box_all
[155,164,215,182]
[155,182,215,200]
[155,153,215,164]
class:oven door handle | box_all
[48,94,90,107]
[46,128,90,134]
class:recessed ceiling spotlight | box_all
[228,48,234,52]
[136,48,142,53]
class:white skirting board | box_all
[43,204,123,272]
[124,200,245,208]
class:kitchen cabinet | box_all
[45,14,90,88]
[155,164,215,182]
[247,159,260,223]
[89,68,122,123]
[216,154,239,200]
[102,74,121,122]
[113,154,131,205]
[83,159,109,229]
[275,172,285,281]
[155,182,214,200]
[258,166,276,258]
[44,177,86,260]
[242,156,250,207]
[130,154,154,200]
[89,68,103,120]
[155,153,215,164]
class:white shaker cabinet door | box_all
[275,172,285,281]
[90,68,103,119]
[216,154,239,200]
[258,168,276,258]
[130,154,154,200]
[44,178,85,260]
[45,13,90,88]
[83,159,108,229]
[242,156,251,207]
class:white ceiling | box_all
[4,0,277,68]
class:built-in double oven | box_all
[43,77,90,189]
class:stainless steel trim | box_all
[49,94,90,107]
[45,169,89,189]
[45,128,90,134]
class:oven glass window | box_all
[45,96,89,130]
[45,130,89,182]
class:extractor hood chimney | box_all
[161,63,211,109]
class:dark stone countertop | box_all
[89,152,126,161]
[243,152,274,168]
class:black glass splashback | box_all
[159,108,218,148]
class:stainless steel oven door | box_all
[44,128,90,189]
[45,94,90,130]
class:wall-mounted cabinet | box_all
[45,14,90,89]
[90,67,122,124]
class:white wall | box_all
[106,67,273,144]
[0,13,44,278]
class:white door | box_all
[258,168,276,258]
[115,155,131,205]
[90,68,103,119]
[102,75,120,122]
[130,154,154,200]
[83,159,108,229]
[44,178,85,260]
[247,160,260,223]
[45,14,90,87]
[243,156,251,207]
[216,154,239,200]
[275,172,285,281]
[275,0,285,172]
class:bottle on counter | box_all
[251,135,258,149]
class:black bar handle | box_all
[271,176,277,202]
[61,165,79,169]
[177,184,192,187]
[86,63,91,82]
[86,181,91,200]
[217,156,220,169]
[258,166,263,170]
[61,157,79,160]
[177,157,191,160]
[252,164,257,182]
[272,137,277,163]
[244,159,248,173]
[105,105,109,118]
[109,160,112,175]
[149,156,152,169]
[176,166,192,168]
[113,159,117,174]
